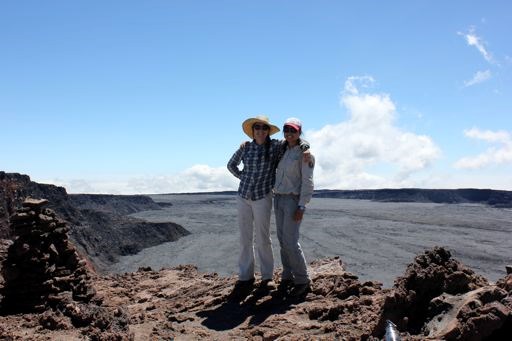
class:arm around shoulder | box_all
[299,138,310,151]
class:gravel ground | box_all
[109,194,512,287]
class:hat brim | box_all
[284,123,301,132]
[242,118,280,139]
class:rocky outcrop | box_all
[1,198,96,313]
[378,247,490,334]
[422,286,510,340]
[0,199,132,339]
[1,245,510,340]
[0,172,190,269]
[0,177,16,239]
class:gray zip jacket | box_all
[274,144,315,207]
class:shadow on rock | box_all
[198,284,296,331]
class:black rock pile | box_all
[1,198,96,313]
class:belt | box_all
[275,193,299,198]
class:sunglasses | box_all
[253,124,270,131]
[283,126,298,133]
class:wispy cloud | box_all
[305,76,441,189]
[454,128,512,169]
[459,27,494,63]
[464,70,491,87]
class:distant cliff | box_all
[314,188,512,207]
[0,172,189,270]
[172,188,512,207]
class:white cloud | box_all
[464,70,491,87]
[45,78,512,194]
[47,165,238,194]
[464,128,510,143]
[459,27,494,63]
[343,75,375,95]
[305,76,441,189]
[454,128,512,169]
[51,76,442,193]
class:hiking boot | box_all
[228,278,255,301]
[234,277,255,288]
[257,279,276,291]
[290,283,310,297]
[277,279,294,292]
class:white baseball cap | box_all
[284,117,302,131]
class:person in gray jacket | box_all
[273,117,315,297]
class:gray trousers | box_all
[237,193,274,281]
[274,194,310,285]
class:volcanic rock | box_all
[0,193,511,340]
[377,247,490,335]
[422,286,509,340]
[0,244,511,340]
[0,199,132,339]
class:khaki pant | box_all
[274,194,310,285]
[237,193,274,281]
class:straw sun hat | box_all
[242,115,280,139]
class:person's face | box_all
[252,123,270,143]
[283,125,300,145]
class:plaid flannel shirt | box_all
[227,138,310,201]
[227,139,283,200]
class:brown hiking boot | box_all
[253,279,276,295]
[228,277,255,301]
[234,277,255,289]
[290,283,310,297]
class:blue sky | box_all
[1,1,511,193]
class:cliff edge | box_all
[0,172,189,270]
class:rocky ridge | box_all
[165,189,512,207]
[314,188,512,207]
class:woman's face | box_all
[252,123,270,143]
[283,125,300,145]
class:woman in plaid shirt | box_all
[227,115,283,288]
